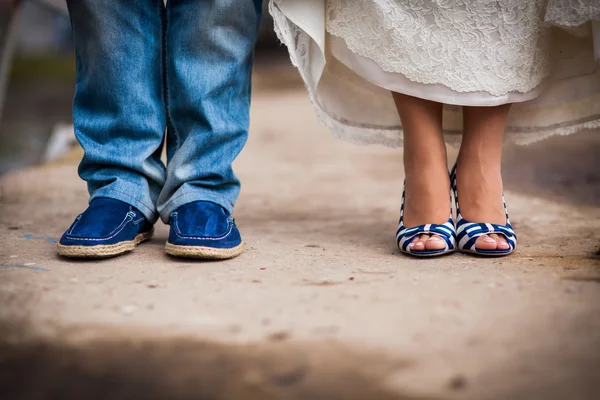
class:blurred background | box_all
[0,1,284,175]
[1,0,599,206]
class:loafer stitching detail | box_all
[172,214,234,241]
[67,214,83,235]
[64,214,134,242]
[132,217,145,225]
[106,212,134,236]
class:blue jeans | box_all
[67,0,262,223]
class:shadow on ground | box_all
[0,285,428,400]
[503,129,600,207]
[0,331,429,400]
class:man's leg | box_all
[159,0,262,259]
[59,0,166,258]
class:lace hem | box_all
[270,0,600,148]
[327,28,552,97]
[270,1,404,147]
[544,0,600,27]
[319,110,600,148]
[509,119,600,145]
[325,0,554,97]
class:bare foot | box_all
[404,167,451,252]
[458,104,513,252]
[455,161,510,251]
[392,92,451,252]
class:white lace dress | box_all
[269,0,600,146]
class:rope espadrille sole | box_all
[165,242,244,260]
[57,229,154,258]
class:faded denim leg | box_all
[157,0,262,222]
[67,0,167,222]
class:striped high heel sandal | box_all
[396,181,456,257]
[451,164,517,256]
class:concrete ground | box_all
[1,61,600,400]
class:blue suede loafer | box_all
[58,198,154,258]
[165,201,244,260]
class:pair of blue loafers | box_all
[58,198,243,259]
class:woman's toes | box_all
[495,235,510,250]
[408,234,447,252]
[424,235,446,250]
[475,234,498,250]
[409,236,425,251]
[409,234,430,251]
[489,233,510,250]
[475,234,511,251]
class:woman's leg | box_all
[457,104,511,251]
[393,93,450,251]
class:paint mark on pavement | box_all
[0,263,47,272]
[20,234,57,243]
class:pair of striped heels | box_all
[396,164,517,257]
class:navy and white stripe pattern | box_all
[396,185,456,257]
[451,165,517,256]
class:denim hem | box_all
[159,190,235,223]
[90,189,158,223]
